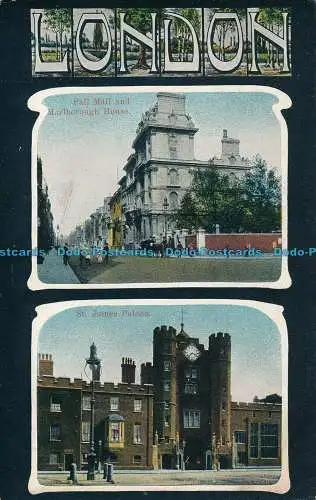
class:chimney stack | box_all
[121,357,136,384]
[38,353,54,377]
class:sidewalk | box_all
[37,250,81,284]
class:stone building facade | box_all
[118,92,250,244]
[37,354,153,471]
[37,326,281,471]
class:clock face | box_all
[183,344,201,362]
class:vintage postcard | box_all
[28,85,291,289]
[30,299,289,493]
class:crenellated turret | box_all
[141,362,154,385]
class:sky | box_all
[36,90,281,235]
[38,303,283,402]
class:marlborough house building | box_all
[69,92,251,247]
[118,92,251,244]
[37,325,281,471]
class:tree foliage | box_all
[118,8,162,69]
[44,9,71,60]
[257,8,289,68]
[93,22,104,50]
[37,157,55,251]
[174,157,281,233]
[209,8,243,61]
[171,8,200,62]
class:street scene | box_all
[34,88,289,285]
[32,302,287,490]
[38,468,282,487]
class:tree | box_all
[44,9,71,61]
[118,8,162,69]
[257,8,289,69]
[37,157,55,251]
[173,191,200,232]
[209,8,243,62]
[93,22,104,50]
[171,8,200,62]
[242,156,281,232]
[174,157,281,234]
[253,393,282,404]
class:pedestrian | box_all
[176,239,183,257]
[63,243,69,266]
[79,250,85,267]
[103,241,109,265]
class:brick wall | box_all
[186,233,281,253]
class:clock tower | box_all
[151,323,232,470]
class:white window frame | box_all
[183,409,200,429]
[110,397,119,411]
[134,399,142,412]
[82,395,91,411]
[50,396,61,412]
[234,430,246,444]
[49,453,60,465]
[81,421,90,443]
[133,424,142,444]
[49,423,61,441]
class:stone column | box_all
[196,228,206,248]
[179,229,188,247]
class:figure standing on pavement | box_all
[103,241,109,264]
[63,243,69,266]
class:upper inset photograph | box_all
[28,86,291,289]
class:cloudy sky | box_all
[35,90,282,235]
[37,302,283,402]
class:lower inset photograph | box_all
[29,300,289,493]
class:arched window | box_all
[169,169,179,185]
[169,191,178,210]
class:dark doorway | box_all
[219,454,230,469]
[162,454,172,469]
[64,453,73,471]
[237,451,247,466]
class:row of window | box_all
[234,424,279,459]
[163,362,199,380]
[250,423,279,458]
[50,396,143,413]
[49,422,144,445]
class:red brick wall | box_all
[185,233,281,253]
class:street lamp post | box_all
[86,343,101,480]
[163,197,169,240]
[133,203,137,249]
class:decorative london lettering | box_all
[31,8,291,77]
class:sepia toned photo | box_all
[29,86,291,289]
[30,299,289,493]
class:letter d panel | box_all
[73,9,115,77]
[161,8,203,76]
[205,9,246,76]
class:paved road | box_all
[38,250,80,284]
[70,255,282,284]
[38,468,281,486]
